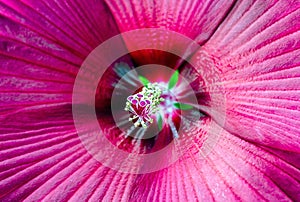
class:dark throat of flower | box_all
[122,68,195,139]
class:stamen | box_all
[125,83,164,128]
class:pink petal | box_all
[190,0,300,152]
[129,123,300,201]
[105,0,235,44]
[105,0,235,68]
[0,0,121,111]
[0,0,132,201]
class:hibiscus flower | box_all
[1,0,300,201]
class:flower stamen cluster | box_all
[125,83,164,128]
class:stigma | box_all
[124,83,164,128]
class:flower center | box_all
[124,83,165,128]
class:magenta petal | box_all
[129,125,300,201]
[0,0,121,111]
[0,0,131,201]
[191,1,300,152]
[105,0,235,43]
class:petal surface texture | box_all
[0,0,300,202]
[197,0,300,153]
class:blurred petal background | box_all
[0,0,300,201]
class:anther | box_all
[125,82,163,128]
